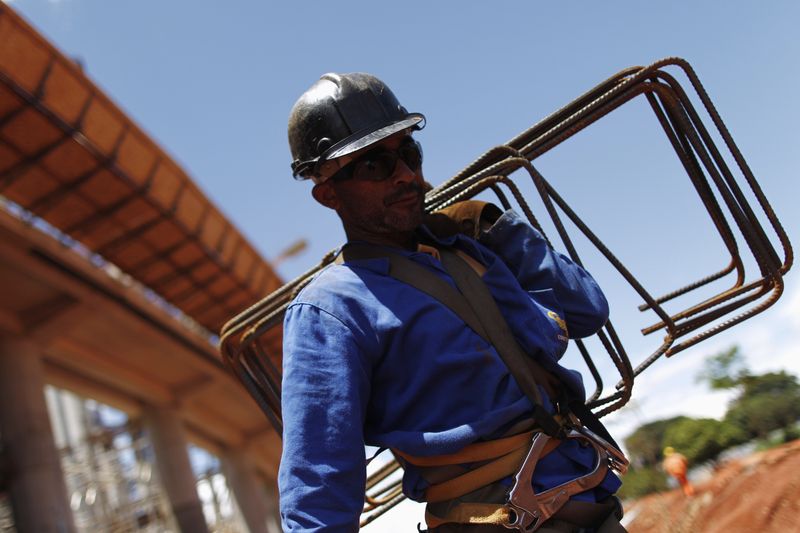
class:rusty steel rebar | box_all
[218,58,792,526]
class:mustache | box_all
[384,182,424,204]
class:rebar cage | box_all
[218,58,792,526]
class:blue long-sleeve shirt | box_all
[279,210,620,531]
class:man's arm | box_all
[479,209,609,338]
[279,302,372,532]
[428,201,608,338]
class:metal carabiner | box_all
[503,428,627,532]
[503,432,555,532]
[574,425,629,475]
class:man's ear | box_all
[312,182,340,210]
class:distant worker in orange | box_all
[662,446,695,496]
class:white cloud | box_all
[606,281,800,441]
[730,283,800,376]
[778,282,800,324]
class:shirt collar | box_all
[416,224,459,247]
[337,224,457,275]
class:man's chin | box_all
[385,210,424,233]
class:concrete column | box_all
[0,336,76,533]
[144,407,209,533]
[221,453,280,533]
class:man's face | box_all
[312,133,426,242]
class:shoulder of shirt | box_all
[288,260,384,309]
[287,233,505,307]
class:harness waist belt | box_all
[395,430,561,504]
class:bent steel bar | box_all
[218,58,792,526]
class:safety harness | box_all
[337,242,628,532]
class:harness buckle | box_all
[575,425,629,475]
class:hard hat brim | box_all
[324,113,425,161]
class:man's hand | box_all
[425,200,503,240]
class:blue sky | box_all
[7,0,799,528]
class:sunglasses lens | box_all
[332,138,423,182]
[351,151,397,181]
[399,141,422,171]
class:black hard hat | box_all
[288,72,425,180]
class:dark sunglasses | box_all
[329,138,423,183]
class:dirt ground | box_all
[623,439,800,533]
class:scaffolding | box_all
[44,386,248,533]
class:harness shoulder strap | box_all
[439,249,562,437]
[337,244,490,343]
[336,243,562,437]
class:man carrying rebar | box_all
[279,72,627,532]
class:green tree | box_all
[662,417,746,465]
[620,346,800,499]
[617,466,668,500]
[725,371,800,440]
[624,416,689,467]
[620,416,746,499]
[695,345,748,390]
[697,346,800,440]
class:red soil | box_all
[624,440,800,533]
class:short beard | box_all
[382,202,424,233]
[339,182,425,236]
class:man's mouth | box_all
[386,192,421,206]
[385,185,423,207]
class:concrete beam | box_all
[48,337,174,406]
[0,309,22,336]
[173,374,217,405]
[23,296,94,346]
[43,361,143,417]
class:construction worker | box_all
[280,72,626,532]
[662,447,695,497]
